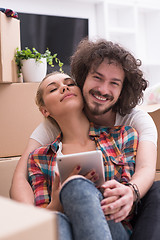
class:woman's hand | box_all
[47,172,63,212]
[101,179,134,222]
[62,165,99,186]
[84,169,99,183]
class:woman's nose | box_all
[60,85,69,94]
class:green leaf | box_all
[14,47,64,75]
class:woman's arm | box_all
[10,138,41,204]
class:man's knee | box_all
[145,181,160,198]
[141,181,160,207]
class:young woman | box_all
[28,71,138,240]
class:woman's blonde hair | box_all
[35,71,65,128]
[35,71,64,109]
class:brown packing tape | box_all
[0,12,21,83]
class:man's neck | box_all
[85,109,116,127]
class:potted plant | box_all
[15,47,63,82]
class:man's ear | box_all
[40,106,50,118]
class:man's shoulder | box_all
[115,107,148,125]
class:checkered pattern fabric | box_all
[0,8,18,18]
[28,123,138,230]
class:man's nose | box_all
[97,82,111,95]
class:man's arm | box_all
[10,138,41,204]
[130,140,157,197]
[101,140,157,222]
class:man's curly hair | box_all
[71,38,148,116]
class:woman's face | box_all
[40,73,84,119]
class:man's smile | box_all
[90,89,114,103]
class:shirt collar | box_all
[45,122,109,155]
[89,122,111,138]
[44,133,62,155]
[89,122,100,137]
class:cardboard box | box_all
[155,171,160,181]
[0,196,57,240]
[0,157,20,198]
[0,83,43,157]
[137,104,160,171]
[0,12,21,83]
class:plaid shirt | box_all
[28,123,138,229]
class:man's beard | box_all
[83,89,116,116]
[88,102,116,115]
[83,96,117,116]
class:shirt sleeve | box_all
[28,152,51,208]
[115,108,157,146]
[30,118,60,145]
[120,126,139,183]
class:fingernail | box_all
[101,207,105,213]
[91,171,95,176]
[77,165,81,170]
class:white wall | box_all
[1,0,160,86]
[1,0,99,38]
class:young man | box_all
[70,39,160,239]
[10,39,160,239]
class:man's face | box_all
[82,59,125,116]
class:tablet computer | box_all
[56,150,105,187]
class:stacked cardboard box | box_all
[0,196,57,240]
[0,82,43,157]
[0,11,21,83]
[0,82,43,197]
[0,11,58,240]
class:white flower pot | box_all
[21,58,47,82]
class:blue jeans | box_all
[56,177,129,240]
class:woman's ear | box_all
[40,106,50,118]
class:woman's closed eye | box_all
[50,88,57,93]
[67,83,76,87]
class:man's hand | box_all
[101,195,120,221]
[101,179,134,222]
